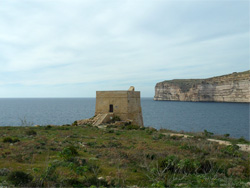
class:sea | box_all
[0,98,249,140]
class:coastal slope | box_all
[154,70,250,102]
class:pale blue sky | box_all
[0,0,249,97]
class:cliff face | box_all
[154,71,250,103]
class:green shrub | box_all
[107,124,118,128]
[82,176,109,187]
[221,145,241,157]
[146,154,156,160]
[146,127,157,134]
[3,137,13,143]
[177,159,197,173]
[25,129,37,136]
[159,155,180,172]
[122,124,140,130]
[151,181,166,188]
[3,137,20,143]
[72,121,78,126]
[7,171,33,186]
[12,138,20,143]
[198,160,214,173]
[59,146,79,161]
[153,133,165,140]
[68,157,87,166]
[110,116,121,123]
[45,125,52,129]
[14,154,24,163]
[87,142,97,147]
[41,161,60,181]
[203,129,214,137]
[62,124,71,126]
[159,156,206,174]
[179,143,202,153]
[106,129,114,133]
[64,178,83,187]
[115,131,121,135]
[237,137,249,144]
[107,141,122,148]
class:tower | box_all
[95,86,144,127]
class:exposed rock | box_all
[0,168,10,176]
[154,70,250,102]
[76,118,95,126]
[76,113,114,126]
[76,114,132,127]
[163,133,193,138]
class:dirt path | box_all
[164,133,250,153]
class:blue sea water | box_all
[0,98,249,140]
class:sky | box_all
[0,0,249,98]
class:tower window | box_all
[109,104,113,112]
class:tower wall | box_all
[95,90,144,127]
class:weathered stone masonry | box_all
[95,87,144,127]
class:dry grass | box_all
[0,125,249,187]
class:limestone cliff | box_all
[154,70,250,103]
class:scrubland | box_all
[0,124,249,187]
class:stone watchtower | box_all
[95,86,144,127]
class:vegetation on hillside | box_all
[0,124,249,187]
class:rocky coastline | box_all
[154,70,250,103]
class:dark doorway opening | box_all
[109,104,113,112]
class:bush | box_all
[203,129,214,137]
[177,159,199,174]
[7,171,33,186]
[152,133,165,140]
[110,116,121,123]
[106,129,114,133]
[222,145,241,157]
[87,142,97,147]
[107,124,118,128]
[68,157,87,166]
[151,181,166,188]
[159,156,213,174]
[107,141,122,148]
[59,146,79,161]
[159,155,180,172]
[82,176,109,187]
[122,124,140,130]
[72,121,78,126]
[12,138,20,143]
[146,127,157,134]
[179,143,202,153]
[146,154,156,160]
[45,125,52,129]
[3,137,20,143]
[25,129,37,136]
[237,137,249,144]
[64,178,82,187]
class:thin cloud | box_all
[0,0,248,97]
